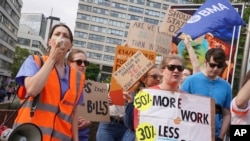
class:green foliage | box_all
[86,63,100,81]
[102,75,111,83]
[11,46,30,78]
[232,5,250,97]
[192,0,205,4]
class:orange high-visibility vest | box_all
[13,55,85,141]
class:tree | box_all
[86,63,100,81]
[11,46,30,78]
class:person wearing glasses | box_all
[14,24,85,141]
[181,48,232,141]
[122,65,161,141]
[122,54,184,141]
[67,49,91,141]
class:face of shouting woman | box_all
[48,25,73,61]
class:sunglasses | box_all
[72,60,90,66]
[165,65,184,72]
[208,62,224,69]
[148,74,161,80]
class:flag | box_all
[176,0,246,40]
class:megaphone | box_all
[0,123,42,141]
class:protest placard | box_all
[109,45,156,105]
[77,80,110,122]
[134,89,215,141]
[159,8,191,36]
[126,20,172,56]
[112,50,154,91]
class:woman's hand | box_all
[123,91,133,103]
[78,117,91,129]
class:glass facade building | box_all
[0,0,22,85]
[73,0,192,80]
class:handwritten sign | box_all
[134,89,215,141]
[113,51,153,91]
[110,45,156,105]
[126,20,172,56]
[159,8,191,36]
[77,80,110,122]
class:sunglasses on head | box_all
[73,60,90,66]
[148,74,161,80]
[165,65,184,72]
[208,62,224,69]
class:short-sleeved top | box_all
[16,55,83,103]
[181,72,232,137]
[231,98,250,124]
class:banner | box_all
[176,0,245,40]
[170,3,244,85]
[134,89,215,141]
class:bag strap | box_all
[30,55,44,117]
[1,55,44,126]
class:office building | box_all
[16,14,61,56]
[0,0,22,85]
[73,0,192,81]
[16,24,47,55]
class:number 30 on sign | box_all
[136,123,157,141]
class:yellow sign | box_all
[136,122,157,141]
[134,90,153,111]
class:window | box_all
[144,18,159,25]
[109,20,126,28]
[103,55,114,62]
[87,51,102,60]
[73,40,86,48]
[128,6,144,14]
[32,40,40,48]
[110,11,126,19]
[75,31,88,39]
[77,13,91,21]
[90,25,106,33]
[79,4,92,12]
[76,22,89,29]
[106,37,122,45]
[107,28,124,36]
[146,1,161,8]
[93,7,109,15]
[104,46,116,53]
[111,2,127,10]
[87,42,104,51]
[92,16,108,24]
[89,34,105,42]
[17,37,31,46]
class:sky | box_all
[21,0,79,32]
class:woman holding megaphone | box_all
[12,24,85,141]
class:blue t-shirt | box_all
[181,72,232,137]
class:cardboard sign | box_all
[113,51,154,91]
[77,80,110,122]
[110,45,156,105]
[126,20,172,56]
[159,8,191,36]
[134,89,215,141]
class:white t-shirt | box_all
[231,98,250,124]
[109,105,125,117]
